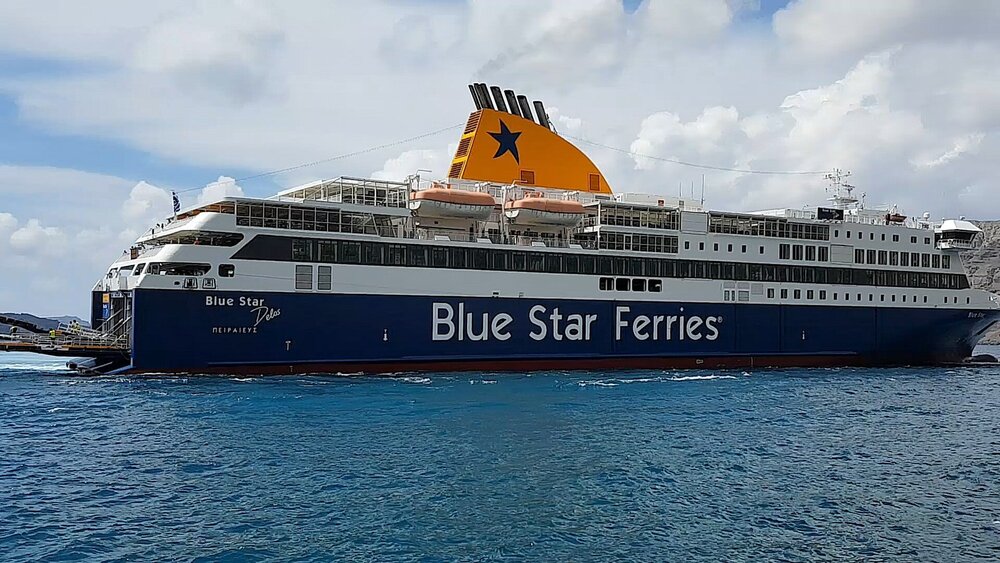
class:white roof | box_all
[937,219,981,233]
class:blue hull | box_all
[126,289,999,374]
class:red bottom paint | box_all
[122,354,896,376]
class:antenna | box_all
[701,174,706,205]
[824,168,858,210]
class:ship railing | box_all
[412,231,595,249]
[275,177,409,209]
[3,318,131,352]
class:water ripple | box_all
[2,350,1000,561]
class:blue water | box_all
[2,351,1000,562]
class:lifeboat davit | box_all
[504,193,585,227]
[410,186,496,221]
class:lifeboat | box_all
[410,186,496,221]
[504,193,585,227]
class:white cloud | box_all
[197,176,246,206]
[371,147,454,183]
[130,0,284,104]
[912,133,985,169]
[638,0,732,47]
[773,0,1000,60]
[8,219,67,257]
[122,181,172,225]
[0,0,1000,315]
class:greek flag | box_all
[172,191,180,214]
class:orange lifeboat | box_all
[410,186,496,221]
[504,192,585,227]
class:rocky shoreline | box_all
[965,221,1000,345]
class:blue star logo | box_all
[488,119,522,164]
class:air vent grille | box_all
[456,137,472,158]
[463,111,482,135]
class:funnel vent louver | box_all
[463,111,482,135]
[456,137,472,158]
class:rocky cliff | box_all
[965,221,1000,345]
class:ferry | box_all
[4,84,998,375]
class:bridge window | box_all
[147,263,211,276]
[219,264,235,278]
[150,230,244,247]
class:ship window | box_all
[202,278,216,289]
[925,237,931,245]
[847,231,852,239]
[932,255,941,269]
[432,247,449,268]
[615,278,630,291]
[794,289,801,299]
[780,244,790,260]
[835,230,840,238]
[881,234,886,241]
[793,245,803,260]
[924,296,928,303]
[767,288,775,298]
[921,254,930,268]
[807,290,814,299]
[699,242,705,251]
[855,249,864,264]
[870,233,875,241]
[714,243,719,251]
[911,252,920,266]
[151,263,211,276]
[649,279,662,292]
[727,244,733,252]
[818,247,829,262]
[317,266,332,291]
[684,241,690,250]
[295,265,312,290]
[741,245,747,253]
[319,241,337,262]
[805,246,816,261]
[893,234,899,242]
[219,264,235,277]
[891,294,896,302]
[292,239,314,261]
[183,278,198,289]
[943,255,951,269]
[520,170,535,185]
[632,278,646,292]
[340,241,362,264]
[600,277,613,291]
[900,253,909,266]
[878,251,887,265]
[889,252,898,266]
[133,263,146,276]
[781,289,788,299]
[820,290,827,300]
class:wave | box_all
[578,373,739,387]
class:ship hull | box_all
[126,289,999,374]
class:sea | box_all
[2,349,1000,562]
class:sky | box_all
[1,0,999,317]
